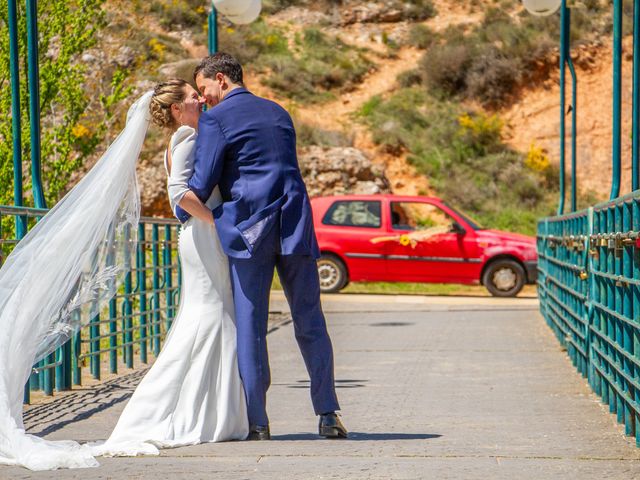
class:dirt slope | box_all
[503,38,634,200]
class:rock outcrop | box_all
[299,146,390,198]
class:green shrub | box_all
[420,43,471,97]
[465,48,522,108]
[407,24,439,50]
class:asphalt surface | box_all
[3,294,640,479]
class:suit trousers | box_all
[228,227,340,427]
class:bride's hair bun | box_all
[150,79,188,128]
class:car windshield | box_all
[444,202,484,230]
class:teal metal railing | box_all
[538,0,640,447]
[0,206,181,404]
[538,195,640,446]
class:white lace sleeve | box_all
[167,126,197,207]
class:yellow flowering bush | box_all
[71,124,90,139]
[148,38,167,60]
[525,143,551,173]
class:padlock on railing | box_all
[615,234,624,258]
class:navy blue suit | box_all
[178,88,339,426]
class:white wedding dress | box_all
[91,125,249,457]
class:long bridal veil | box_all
[0,91,153,471]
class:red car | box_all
[310,194,537,297]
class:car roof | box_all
[310,194,444,203]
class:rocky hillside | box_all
[72,0,622,228]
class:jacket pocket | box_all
[236,195,287,253]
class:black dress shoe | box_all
[247,425,271,441]
[318,413,348,439]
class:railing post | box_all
[109,298,118,374]
[164,226,174,331]
[90,313,101,380]
[633,0,640,191]
[152,224,161,355]
[622,200,634,436]
[124,227,134,370]
[72,316,82,386]
[8,0,26,239]
[633,198,640,446]
[138,224,148,364]
[611,0,623,200]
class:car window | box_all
[443,202,484,230]
[390,202,456,231]
[323,201,381,228]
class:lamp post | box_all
[522,1,577,213]
[208,5,218,54]
[26,0,46,210]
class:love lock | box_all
[607,238,617,249]
[599,237,609,247]
[579,271,588,280]
[615,235,624,258]
[566,235,575,248]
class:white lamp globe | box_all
[522,0,562,16]
[212,0,254,17]
[226,0,262,25]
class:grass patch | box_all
[272,274,537,297]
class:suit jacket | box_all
[176,88,320,259]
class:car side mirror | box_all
[450,222,466,235]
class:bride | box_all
[92,79,249,456]
[0,81,247,471]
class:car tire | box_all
[482,259,526,297]
[317,254,348,293]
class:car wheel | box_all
[482,259,526,297]
[317,254,348,293]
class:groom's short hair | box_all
[194,52,244,86]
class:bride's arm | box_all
[177,191,214,225]
[167,128,214,225]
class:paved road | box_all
[3,294,640,479]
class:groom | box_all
[174,52,347,440]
